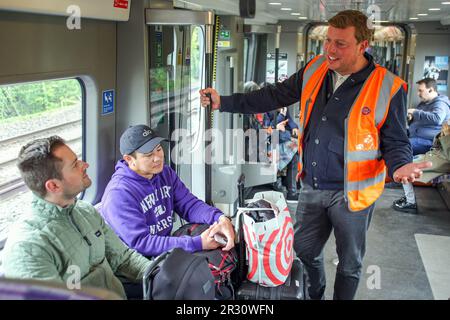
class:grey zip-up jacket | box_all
[410,95,450,141]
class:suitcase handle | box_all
[237,174,245,208]
[237,211,247,284]
[235,173,247,285]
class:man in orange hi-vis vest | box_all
[200,10,432,300]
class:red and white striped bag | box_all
[239,191,294,287]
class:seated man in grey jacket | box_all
[2,136,151,299]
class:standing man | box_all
[2,136,151,299]
[199,10,432,299]
[407,78,450,155]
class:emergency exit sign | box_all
[218,30,231,48]
[219,30,231,40]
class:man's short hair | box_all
[17,136,66,198]
[328,10,374,43]
[244,81,260,93]
[416,78,438,92]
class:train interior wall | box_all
[411,21,450,106]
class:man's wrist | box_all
[218,215,232,223]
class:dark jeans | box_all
[293,183,374,300]
[118,276,144,300]
[283,153,299,194]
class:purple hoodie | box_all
[100,160,223,257]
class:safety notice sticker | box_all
[114,0,129,9]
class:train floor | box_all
[246,184,450,300]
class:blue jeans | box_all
[410,137,433,156]
[283,153,299,194]
[293,183,374,300]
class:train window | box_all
[0,78,83,241]
[187,25,204,140]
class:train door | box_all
[145,9,215,201]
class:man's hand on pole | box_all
[199,88,221,110]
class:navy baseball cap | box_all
[119,125,166,155]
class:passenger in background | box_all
[408,78,450,155]
[243,81,268,132]
[100,125,235,258]
[2,136,150,300]
[393,122,450,213]
[262,96,300,202]
[243,81,272,164]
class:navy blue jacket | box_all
[220,53,412,190]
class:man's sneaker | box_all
[286,192,298,203]
[393,196,407,206]
[392,197,417,214]
[272,178,286,192]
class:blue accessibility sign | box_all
[102,90,115,115]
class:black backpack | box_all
[173,223,238,300]
[143,248,215,300]
[244,199,277,222]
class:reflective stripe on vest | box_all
[297,55,406,211]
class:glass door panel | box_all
[148,24,206,199]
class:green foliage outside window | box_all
[191,27,201,82]
[0,79,81,121]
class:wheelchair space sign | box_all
[102,90,114,115]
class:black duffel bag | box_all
[143,248,215,300]
[173,223,238,300]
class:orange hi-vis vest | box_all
[297,55,407,211]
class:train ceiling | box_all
[173,0,450,25]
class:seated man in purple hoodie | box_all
[100,125,235,257]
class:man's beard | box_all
[62,188,83,201]
[62,180,91,201]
